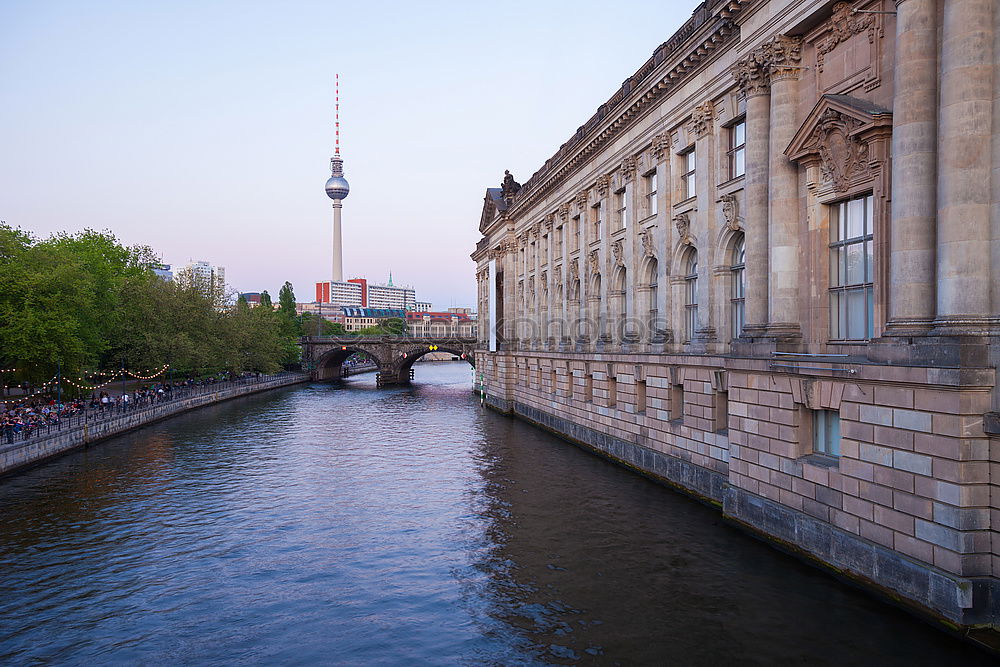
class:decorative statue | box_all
[501,170,521,198]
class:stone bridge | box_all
[300,335,477,386]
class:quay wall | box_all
[0,374,308,477]
[476,350,999,632]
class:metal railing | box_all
[1,373,299,447]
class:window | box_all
[670,382,684,422]
[714,390,729,433]
[684,250,698,342]
[730,234,745,339]
[567,369,574,398]
[813,409,841,457]
[607,375,617,408]
[830,194,874,340]
[636,380,647,414]
[681,150,696,200]
[645,171,657,217]
[551,369,557,394]
[614,188,627,231]
[591,203,601,239]
[584,373,593,402]
[556,226,563,256]
[728,119,746,179]
[573,216,581,251]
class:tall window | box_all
[684,249,698,342]
[614,189,627,231]
[681,150,696,200]
[728,119,746,179]
[730,234,745,339]
[590,204,601,240]
[573,216,581,251]
[556,226,563,257]
[646,258,659,340]
[645,171,657,216]
[830,194,874,340]
[813,409,841,457]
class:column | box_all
[936,0,994,327]
[690,101,716,343]
[731,51,770,335]
[886,0,938,333]
[766,35,803,336]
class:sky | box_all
[1,0,694,310]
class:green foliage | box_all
[0,222,299,382]
[260,291,273,309]
[355,317,408,336]
[298,312,344,336]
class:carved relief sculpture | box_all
[639,227,656,258]
[812,109,870,191]
[587,249,601,276]
[575,189,589,209]
[611,239,625,267]
[620,156,637,181]
[558,203,570,221]
[652,132,671,159]
[816,2,874,72]
[687,100,715,137]
[568,260,579,286]
[720,193,741,231]
[674,212,692,245]
[596,174,611,197]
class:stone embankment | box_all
[0,374,308,477]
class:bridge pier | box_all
[375,367,415,387]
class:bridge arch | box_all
[302,335,478,385]
[314,345,383,381]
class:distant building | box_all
[176,260,226,297]
[415,301,433,312]
[340,307,406,332]
[240,292,262,307]
[315,276,416,311]
[406,310,476,337]
[149,263,173,281]
[315,280,363,307]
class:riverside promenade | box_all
[0,373,307,477]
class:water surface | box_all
[0,363,989,664]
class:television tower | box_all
[324,73,350,282]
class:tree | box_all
[259,291,273,309]
[278,282,297,320]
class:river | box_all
[0,363,990,665]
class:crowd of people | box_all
[1,372,273,444]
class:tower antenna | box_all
[335,73,340,155]
[324,73,350,283]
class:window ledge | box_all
[799,453,839,469]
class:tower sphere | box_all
[325,176,350,200]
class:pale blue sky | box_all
[1,0,693,309]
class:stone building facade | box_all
[471,0,1000,629]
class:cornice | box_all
[503,1,751,218]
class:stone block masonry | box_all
[0,375,307,477]
[476,349,999,631]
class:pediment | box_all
[479,188,507,234]
[786,95,891,192]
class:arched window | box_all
[730,234,745,339]
[645,258,659,340]
[684,249,698,342]
[612,267,627,341]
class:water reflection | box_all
[0,363,989,665]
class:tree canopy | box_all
[0,223,302,385]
